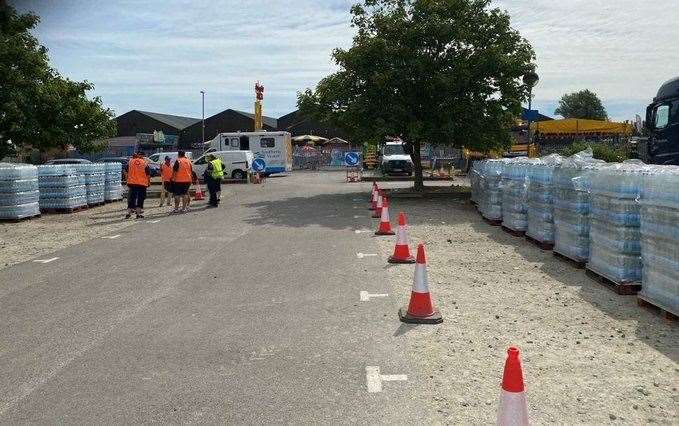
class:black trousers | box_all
[127,184,147,210]
[206,177,221,206]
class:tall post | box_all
[254,82,264,131]
[200,90,205,145]
[522,71,539,157]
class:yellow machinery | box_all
[254,81,264,131]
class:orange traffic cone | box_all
[194,181,205,201]
[375,198,395,235]
[369,182,378,202]
[371,194,383,218]
[389,212,416,264]
[497,347,529,426]
[369,187,379,210]
[398,244,443,324]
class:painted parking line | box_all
[366,366,408,393]
[353,215,363,219]
[33,257,59,264]
[356,252,378,259]
[148,220,161,223]
[354,229,371,234]
[360,291,388,302]
[101,235,121,239]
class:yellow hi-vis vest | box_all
[210,158,224,179]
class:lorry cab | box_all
[646,76,679,165]
[205,131,292,175]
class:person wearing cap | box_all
[203,153,224,207]
[159,156,173,207]
[171,150,193,213]
[126,151,151,219]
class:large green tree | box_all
[554,89,608,120]
[0,3,116,159]
[298,0,536,190]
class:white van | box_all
[205,131,292,175]
[192,150,254,180]
[147,151,193,164]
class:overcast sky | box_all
[13,0,679,121]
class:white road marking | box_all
[101,235,121,239]
[366,366,408,393]
[33,257,59,264]
[352,198,362,202]
[148,220,161,223]
[360,291,388,301]
[354,229,371,234]
[353,215,362,219]
[356,252,378,259]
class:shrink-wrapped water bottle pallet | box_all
[637,295,678,322]
[525,234,554,251]
[40,205,89,214]
[87,201,105,207]
[501,225,525,238]
[0,213,41,223]
[552,250,586,269]
[585,266,642,295]
[482,216,502,227]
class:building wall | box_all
[179,110,277,148]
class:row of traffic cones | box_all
[367,183,529,424]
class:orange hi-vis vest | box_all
[127,157,149,187]
[174,157,193,183]
[160,163,173,182]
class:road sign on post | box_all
[251,158,267,184]
[345,152,361,183]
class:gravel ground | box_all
[373,188,678,425]
[0,199,207,270]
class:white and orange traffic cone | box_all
[398,244,443,324]
[497,347,529,426]
[371,194,383,218]
[375,197,395,235]
[389,212,416,264]
[194,181,205,201]
[369,182,378,202]
[369,187,379,210]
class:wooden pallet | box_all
[502,225,525,238]
[0,214,41,223]
[482,217,502,226]
[525,234,554,251]
[40,205,89,214]
[87,201,105,207]
[553,250,586,269]
[637,295,678,322]
[104,199,122,204]
[585,267,642,295]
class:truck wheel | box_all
[232,170,246,180]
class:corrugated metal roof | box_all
[136,110,200,130]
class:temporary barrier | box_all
[398,244,443,324]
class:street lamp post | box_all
[522,71,539,151]
[200,90,205,146]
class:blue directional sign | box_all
[252,158,267,172]
[345,152,360,167]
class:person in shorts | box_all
[171,151,193,213]
[159,156,173,207]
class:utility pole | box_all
[200,90,205,145]
[522,71,539,157]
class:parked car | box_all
[147,151,193,164]
[44,158,92,165]
[97,157,130,177]
[192,150,254,180]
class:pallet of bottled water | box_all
[588,162,646,283]
[478,159,506,222]
[638,166,679,315]
[470,160,484,205]
[0,163,41,220]
[553,149,606,263]
[501,158,538,232]
[75,163,106,205]
[38,164,87,210]
[526,155,563,244]
[104,162,123,201]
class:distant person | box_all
[171,150,193,213]
[159,156,173,207]
[126,151,150,219]
[203,153,224,207]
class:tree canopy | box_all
[0,3,116,159]
[554,89,608,121]
[298,0,536,189]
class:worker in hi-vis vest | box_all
[159,156,173,207]
[126,151,151,219]
[204,153,224,207]
[171,150,193,213]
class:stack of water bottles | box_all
[104,162,123,201]
[38,165,87,210]
[588,162,646,282]
[78,163,105,205]
[553,149,605,262]
[501,158,536,232]
[478,159,506,222]
[0,163,41,220]
[638,166,679,313]
[525,155,563,244]
[470,160,484,205]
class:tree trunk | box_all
[411,139,424,192]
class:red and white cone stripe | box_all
[389,212,415,263]
[375,201,395,235]
[369,188,378,210]
[497,347,529,426]
[372,195,383,218]
[407,244,434,316]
